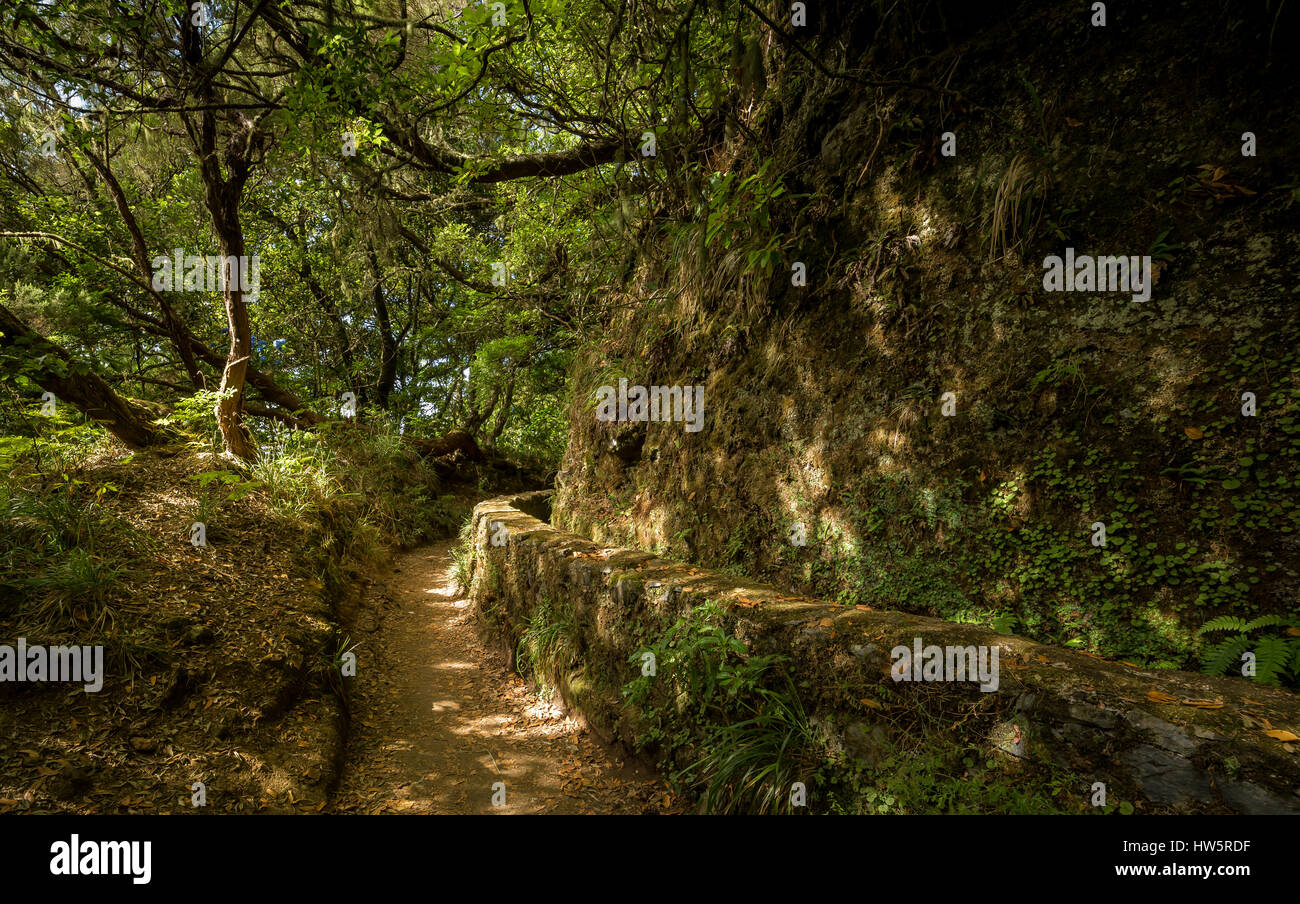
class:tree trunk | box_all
[488,371,516,447]
[191,90,260,459]
[0,303,173,449]
[461,382,501,438]
[369,248,399,410]
[213,217,257,460]
[408,429,484,461]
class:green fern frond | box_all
[1242,614,1287,633]
[1201,636,1251,677]
[1252,637,1296,686]
[1197,616,1248,636]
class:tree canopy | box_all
[0,0,742,459]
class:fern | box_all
[1197,616,1247,635]
[1201,636,1251,678]
[1243,614,1287,633]
[1253,636,1294,686]
[1197,614,1300,688]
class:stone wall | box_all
[469,492,1300,814]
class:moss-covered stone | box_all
[471,493,1300,813]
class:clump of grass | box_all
[250,427,349,521]
[514,597,577,696]
[985,153,1049,262]
[250,419,458,545]
[449,516,476,592]
[0,476,137,634]
[623,600,826,813]
[689,675,823,815]
[22,547,123,633]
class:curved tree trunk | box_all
[214,264,257,460]
[208,197,257,460]
[0,303,173,449]
[488,371,516,448]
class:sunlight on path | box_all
[329,542,668,814]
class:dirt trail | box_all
[330,541,670,814]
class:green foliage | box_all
[156,390,233,453]
[701,159,789,272]
[192,469,262,503]
[1198,615,1300,688]
[622,601,822,813]
[514,597,578,696]
[823,739,1083,815]
[449,516,476,592]
[623,601,779,716]
[0,0,739,461]
[0,474,139,633]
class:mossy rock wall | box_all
[554,0,1300,675]
[470,493,1300,814]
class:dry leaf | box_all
[1183,700,1224,709]
[1241,711,1272,730]
[1183,426,1204,440]
[1147,690,1181,704]
[1265,729,1300,743]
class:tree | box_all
[0,0,732,461]
[0,302,173,449]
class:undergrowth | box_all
[616,600,1086,814]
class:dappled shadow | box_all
[329,543,669,815]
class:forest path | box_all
[329,541,669,814]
